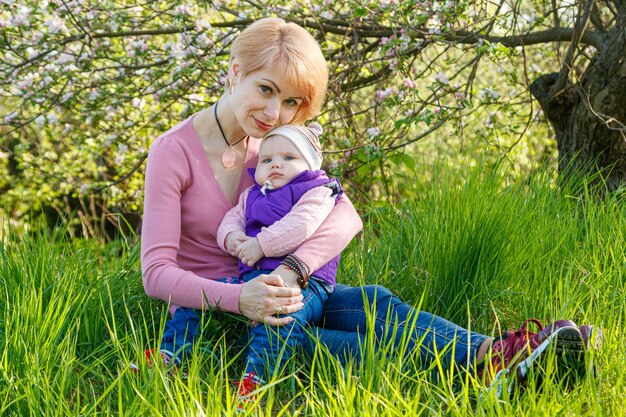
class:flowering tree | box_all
[1,0,624,234]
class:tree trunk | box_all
[530,18,626,192]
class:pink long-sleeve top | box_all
[141,116,363,315]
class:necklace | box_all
[214,99,247,169]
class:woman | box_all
[141,17,594,396]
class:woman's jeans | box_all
[160,280,488,377]
[301,284,488,372]
[160,270,328,382]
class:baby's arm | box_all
[255,186,336,258]
[217,188,251,256]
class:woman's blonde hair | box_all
[230,18,328,124]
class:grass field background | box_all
[1,162,624,416]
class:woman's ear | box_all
[228,59,241,90]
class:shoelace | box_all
[237,372,259,398]
[493,319,545,365]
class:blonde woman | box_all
[140,18,594,399]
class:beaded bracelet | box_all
[281,254,310,289]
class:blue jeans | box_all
[245,275,328,381]
[161,282,488,375]
[300,284,488,372]
[160,270,328,382]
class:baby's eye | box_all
[262,158,272,163]
[285,156,294,161]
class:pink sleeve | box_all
[216,187,250,252]
[257,186,335,257]
[141,137,242,313]
[293,193,362,273]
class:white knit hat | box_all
[263,123,323,170]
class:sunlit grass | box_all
[1,163,624,415]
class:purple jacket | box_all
[240,168,342,286]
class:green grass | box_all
[1,163,624,416]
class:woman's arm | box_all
[292,194,362,273]
[141,137,243,312]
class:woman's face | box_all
[229,64,305,138]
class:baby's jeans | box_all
[159,270,329,381]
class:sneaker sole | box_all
[491,326,585,397]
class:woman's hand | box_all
[239,273,304,326]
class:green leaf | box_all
[389,153,416,170]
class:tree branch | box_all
[552,0,595,95]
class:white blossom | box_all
[480,88,500,100]
[434,71,449,85]
[195,33,213,47]
[195,18,212,31]
[367,127,381,138]
[45,14,67,34]
[56,53,74,65]
[47,113,59,124]
[131,97,146,109]
[11,6,31,26]
[26,47,39,59]
[3,111,18,123]
[188,93,204,103]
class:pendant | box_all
[221,148,237,169]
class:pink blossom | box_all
[174,5,191,15]
[403,78,417,89]
[375,86,398,102]
[380,37,389,45]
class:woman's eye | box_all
[285,99,299,107]
[260,85,272,94]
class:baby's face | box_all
[255,135,310,189]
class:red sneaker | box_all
[233,372,261,411]
[482,318,585,396]
[129,349,183,377]
[579,324,603,350]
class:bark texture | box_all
[530,14,626,191]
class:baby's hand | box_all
[235,237,264,267]
[225,231,249,256]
